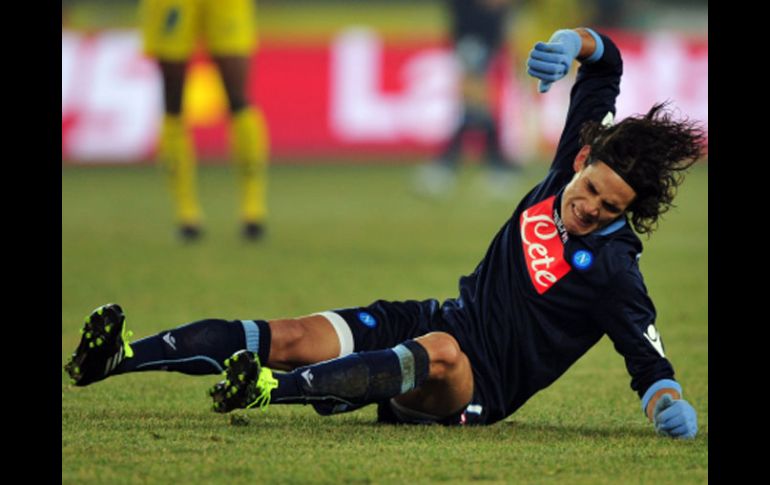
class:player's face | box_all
[561,147,636,236]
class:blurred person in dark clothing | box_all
[415,0,519,198]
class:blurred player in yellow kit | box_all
[140,0,269,241]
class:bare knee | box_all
[416,332,468,381]
[268,318,305,364]
[268,315,341,370]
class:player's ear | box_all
[573,145,591,172]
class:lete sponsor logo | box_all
[519,196,571,294]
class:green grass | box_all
[62,161,708,484]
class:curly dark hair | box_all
[580,102,706,235]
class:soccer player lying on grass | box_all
[65,27,703,438]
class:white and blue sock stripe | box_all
[241,320,261,354]
[392,343,417,394]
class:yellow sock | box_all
[231,107,269,224]
[158,115,202,227]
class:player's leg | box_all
[474,75,505,170]
[459,39,500,168]
[209,331,474,420]
[64,306,345,386]
[440,35,492,166]
[414,35,487,197]
[64,298,428,387]
[474,45,515,174]
[157,61,204,240]
[463,37,520,198]
[115,310,375,378]
[209,300,475,418]
[140,0,203,240]
[388,331,474,419]
[203,0,268,239]
[214,55,270,240]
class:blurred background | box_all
[60,0,709,357]
[61,0,707,167]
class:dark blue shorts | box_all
[327,298,500,426]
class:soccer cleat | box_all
[242,222,265,241]
[208,350,278,413]
[178,224,202,242]
[64,303,134,386]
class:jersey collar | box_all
[595,217,627,236]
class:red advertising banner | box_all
[61,28,707,164]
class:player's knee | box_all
[418,332,467,380]
[269,316,340,368]
[268,319,307,363]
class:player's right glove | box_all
[527,28,605,93]
[526,29,582,93]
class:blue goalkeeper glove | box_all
[527,29,582,93]
[652,394,698,439]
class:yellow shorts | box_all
[140,0,258,61]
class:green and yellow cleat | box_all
[64,303,134,386]
[208,350,278,413]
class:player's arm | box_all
[526,27,623,174]
[591,268,698,439]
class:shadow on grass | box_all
[353,414,707,442]
[63,396,707,443]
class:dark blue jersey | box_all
[440,34,676,424]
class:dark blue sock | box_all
[269,340,430,413]
[114,319,271,375]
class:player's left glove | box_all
[642,379,698,439]
[526,29,582,93]
[652,394,698,439]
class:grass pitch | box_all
[62,161,707,484]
